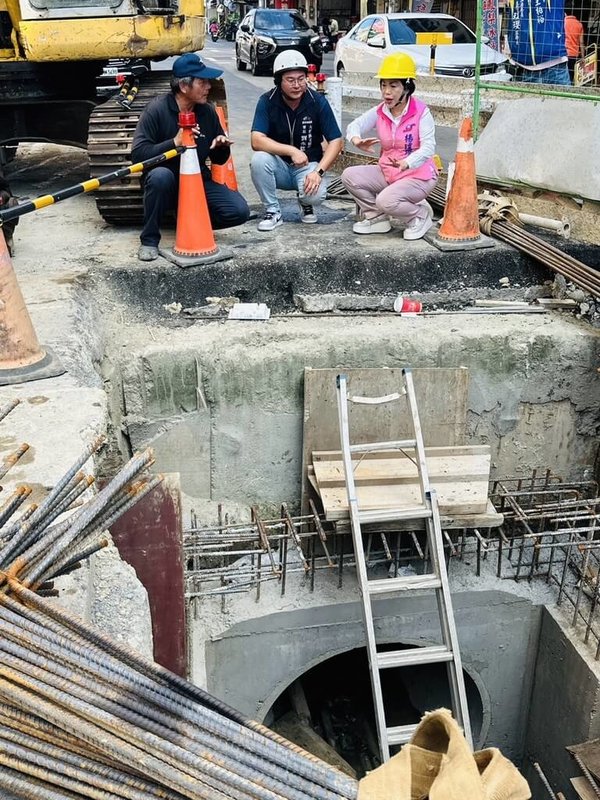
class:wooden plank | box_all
[311,447,491,517]
[301,368,470,516]
[567,741,600,785]
[317,479,490,519]
[312,452,490,488]
[312,445,490,461]
[332,500,503,530]
[309,473,493,526]
[571,776,598,800]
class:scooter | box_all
[320,33,332,52]
[225,21,238,41]
[209,23,219,41]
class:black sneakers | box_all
[299,203,317,224]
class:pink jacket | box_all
[376,97,438,184]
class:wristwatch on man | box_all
[317,168,325,177]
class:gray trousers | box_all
[341,165,437,223]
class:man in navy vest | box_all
[504,0,571,84]
[250,50,343,231]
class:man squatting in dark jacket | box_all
[131,53,250,261]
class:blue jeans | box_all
[250,152,328,213]
[140,166,250,247]
[519,63,571,85]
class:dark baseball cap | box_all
[173,53,223,80]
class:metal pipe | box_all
[473,0,483,138]
[0,623,346,800]
[0,675,225,800]
[0,398,19,424]
[478,80,600,101]
[0,436,104,565]
[4,585,358,799]
[533,761,558,799]
[0,148,185,226]
[0,443,29,481]
[0,487,31,528]
[430,185,600,297]
[0,641,328,800]
[21,450,154,585]
[0,596,332,798]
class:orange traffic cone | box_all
[431,117,494,252]
[159,111,231,268]
[211,105,238,192]
[0,229,65,385]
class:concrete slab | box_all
[475,98,600,203]
[94,199,559,316]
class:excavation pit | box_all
[82,240,600,799]
[3,200,600,799]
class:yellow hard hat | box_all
[376,53,417,80]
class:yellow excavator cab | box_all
[0,0,209,223]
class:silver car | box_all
[334,13,507,78]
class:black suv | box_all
[235,9,322,75]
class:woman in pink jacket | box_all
[341,53,438,240]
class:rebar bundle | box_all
[0,412,359,800]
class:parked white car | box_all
[334,13,508,78]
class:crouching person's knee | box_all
[340,167,357,190]
[145,166,176,193]
[250,151,276,178]
[375,195,395,216]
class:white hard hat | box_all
[273,50,308,76]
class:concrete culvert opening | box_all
[265,645,485,778]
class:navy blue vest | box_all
[264,87,326,164]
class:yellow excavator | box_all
[0,0,221,223]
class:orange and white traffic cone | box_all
[0,229,65,386]
[160,111,231,268]
[211,105,238,192]
[431,117,494,252]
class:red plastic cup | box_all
[394,296,422,314]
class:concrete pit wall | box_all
[204,588,542,762]
[108,313,600,505]
[524,605,600,800]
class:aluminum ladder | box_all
[336,368,472,761]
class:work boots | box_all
[357,709,531,800]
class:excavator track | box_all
[88,72,226,226]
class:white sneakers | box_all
[257,211,283,231]
[352,201,435,239]
[403,201,434,241]
[352,215,392,235]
